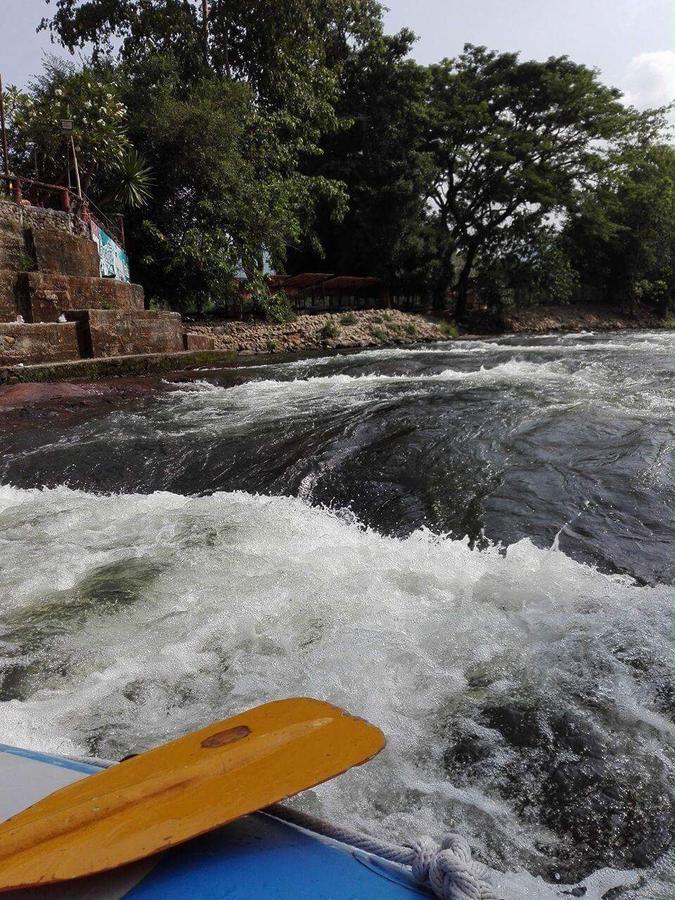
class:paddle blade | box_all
[0,698,385,892]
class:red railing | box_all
[0,174,124,247]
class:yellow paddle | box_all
[0,697,385,893]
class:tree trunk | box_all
[432,232,455,311]
[454,244,478,322]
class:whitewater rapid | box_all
[0,330,672,897]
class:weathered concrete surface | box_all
[23,273,145,322]
[183,332,216,351]
[0,271,24,321]
[0,349,238,384]
[0,199,88,237]
[0,210,28,271]
[67,309,183,358]
[0,322,79,365]
[32,227,100,278]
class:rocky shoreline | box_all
[187,304,669,355]
[187,308,454,354]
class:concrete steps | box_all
[0,199,189,366]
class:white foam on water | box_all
[0,484,670,897]
[275,331,673,369]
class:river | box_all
[0,330,672,897]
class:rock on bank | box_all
[186,309,453,354]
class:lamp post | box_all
[60,117,81,199]
[0,73,10,186]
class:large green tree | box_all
[40,0,384,308]
[117,54,345,312]
[564,142,675,314]
[424,45,657,318]
[288,29,433,291]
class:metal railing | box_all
[0,174,124,247]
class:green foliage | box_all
[475,226,579,310]
[404,322,417,335]
[438,321,458,338]
[7,58,130,193]
[265,338,278,353]
[564,142,675,313]
[340,312,357,325]
[253,287,296,324]
[289,28,432,287]
[13,252,36,272]
[320,319,339,341]
[108,149,153,210]
[424,45,661,317]
[370,325,387,341]
[30,4,675,324]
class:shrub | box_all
[340,312,357,326]
[405,322,417,335]
[320,319,339,341]
[438,321,458,338]
[371,326,387,341]
[15,253,35,272]
[266,337,278,352]
[251,282,295,324]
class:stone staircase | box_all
[0,200,190,366]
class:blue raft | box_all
[0,743,429,898]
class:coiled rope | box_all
[266,803,498,900]
[71,755,636,899]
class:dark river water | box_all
[0,331,672,897]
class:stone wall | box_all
[32,227,100,278]
[67,309,183,358]
[188,309,452,353]
[0,272,24,321]
[0,200,88,237]
[0,199,192,367]
[183,332,217,351]
[0,322,80,365]
[0,209,29,272]
[22,273,145,322]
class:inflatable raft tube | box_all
[0,743,429,898]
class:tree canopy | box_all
[8,1,669,318]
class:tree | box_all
[288,29,433,290]
[473,224,579,318]
[424,45,653,319]
[6,58,130,195]
[565,142,675,314]
[118,55,345,313]
[40,1,382,305]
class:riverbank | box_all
[500,302,668,334]
[187,308,454,353]
[188,303,669,352]
[1,306,670,395]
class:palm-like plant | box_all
[112,149,153,209]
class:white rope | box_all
[68,755,636,899]
[265,803,498,900]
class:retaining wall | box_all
[67,309,183,358]
[0,322,80,365]
[22,273,145,322]
[32,227,100,278]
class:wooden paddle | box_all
[0,697,385,892]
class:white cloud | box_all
[622,50,675,109]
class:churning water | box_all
[0,331,673,897]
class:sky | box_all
[0,0,673,109]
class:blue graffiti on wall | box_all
[91,223,130,282]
